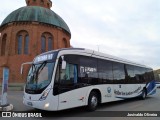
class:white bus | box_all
[22,48,156,111]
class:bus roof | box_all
[41,48,152,69]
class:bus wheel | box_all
[141,89,147,100]
[87,91,98,111]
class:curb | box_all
[0,104,14,111]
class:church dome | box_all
[1,6,71,34]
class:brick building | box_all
[0,0,71,84]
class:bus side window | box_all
[55,63,60,84]
[79,56,98,85]
[112,62,125,84]
[98,59,113,84]
[126,65,135,83]
[60,63,78,85]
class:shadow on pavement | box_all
[21,97,153,118]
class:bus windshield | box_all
[25,61,55,92]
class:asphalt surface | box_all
[0,89,160,120]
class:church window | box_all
[27,0,30,5]
[41,36,46,53]
[41,32,53,53]
[24,35,29,54]
[41,0,44,4]
[16,30,29,55]
[48,37,53,51]
[63,38,68,48]
[1,34,7,56]
[18,35,23,54]
[47,3,50,8]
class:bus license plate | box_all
[27,102,33,106]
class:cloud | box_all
[0,0,160,69]
[62,0,160,69]
[0,0,25,23]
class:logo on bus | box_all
[106,87,112,97]
[107,87,111,93]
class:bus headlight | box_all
[44,103,50,109]
[39,89,51,101]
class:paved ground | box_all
[0,89,160,120]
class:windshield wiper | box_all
[38,61,47,74]
[28,64,36,77]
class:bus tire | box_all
[141,88,147,100]
[87,91,98,111]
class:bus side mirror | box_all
[21,66,23,75]
[21,62,33,75]
[61,56,66,70]
[62,60,66,70]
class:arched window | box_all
[24,35,29,54]
[41,36,46,53]
[41,0,44,4]
[41,32,53,53]
[47,3,50,8]
[28,0,30,5]
[63,38,68,48]
[48,37,53,51]
[1,34,7,56]
[16,30,29,55]
[18,35,23,54]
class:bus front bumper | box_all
[23,98,56,111]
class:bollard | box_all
[0,67,13,111]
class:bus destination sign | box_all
[34,54,54,63]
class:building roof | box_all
[1,6,71,34]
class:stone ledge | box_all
[0,83,24,91]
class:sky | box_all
[0,0,160,69]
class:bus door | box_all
[57,62,85,110]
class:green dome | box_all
[1,6,71,34]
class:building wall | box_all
[0,22,70,83]
[154,69,160,82]
[26,0,52,9]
